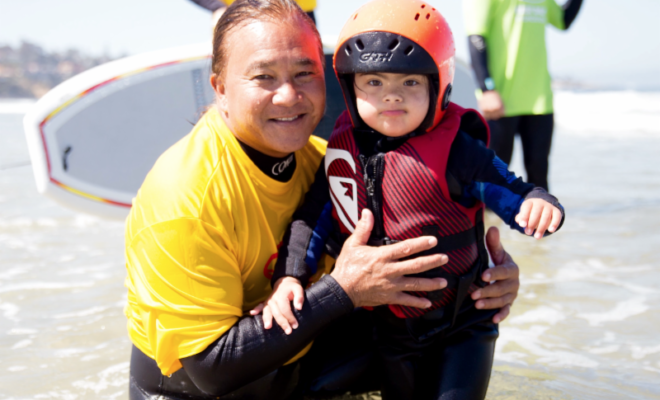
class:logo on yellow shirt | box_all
[263,241,283,279]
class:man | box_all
[464,0,583,190]
[126,1,521,399]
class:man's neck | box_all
[237,140,297,182]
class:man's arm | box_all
[188,0,226,12]
[468,35,494,94]
[549,0,584,30]
[468,36,506,120]
[467,35,505,120]
[463,0,504,120]
[181,275,353,396]
[464,0,496,94]
[562,0,584,29]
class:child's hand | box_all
[249,277,304,334]
[515,198,562,239]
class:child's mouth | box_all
[381,110,406,117]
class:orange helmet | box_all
[334,0,456,132]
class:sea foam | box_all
[554,90,660,137]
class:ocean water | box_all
[1,91,659,399]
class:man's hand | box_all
[330,210,448,309]
[471,226,520,324]
[478,90,505,120]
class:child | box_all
[261,0,564,398]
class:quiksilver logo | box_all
[272,154,294,176]
[359,52,394,63]
[325,148,359,233]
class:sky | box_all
[1,0,658,89]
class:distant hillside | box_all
[0,42,119,99]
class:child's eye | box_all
[404,80,419,86]
[367,80,382,86]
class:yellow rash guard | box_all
[124,108,326,375]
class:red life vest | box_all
[325,103,490,319]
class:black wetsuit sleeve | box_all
[447,131,565,234]
[188,0,226,12]
[468,35,494,92]
[180,275,354,396]
[562,0,583,29]
[271,160,334,288]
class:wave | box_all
[554,90,660,137]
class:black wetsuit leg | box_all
[299,306,498,400]
[129,345,301,400]
[518,114,554,191]
[295,308,381,399]
[372,309,425,400]
[415,320,498,400]
[128,309,379,400]
[373,304,499,400]
[488,114,554,191]
[487,116,520,166]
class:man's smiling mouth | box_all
[271,114,305,122]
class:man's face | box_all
[212,18,326,158]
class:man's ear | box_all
[210,73,228,116]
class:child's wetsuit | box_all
[273,104,564,399]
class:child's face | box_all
[354,72,430,137]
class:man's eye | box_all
[254,74,272,80]
[296,71,314,78]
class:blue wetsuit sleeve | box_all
[466,159,529,234]
[448,131,565,234]
[272,159,334,288]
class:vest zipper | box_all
[362,153,387,243]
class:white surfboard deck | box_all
[23,39,479,220]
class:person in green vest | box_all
[464,0,583,190]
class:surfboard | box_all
[23,40,479,220]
